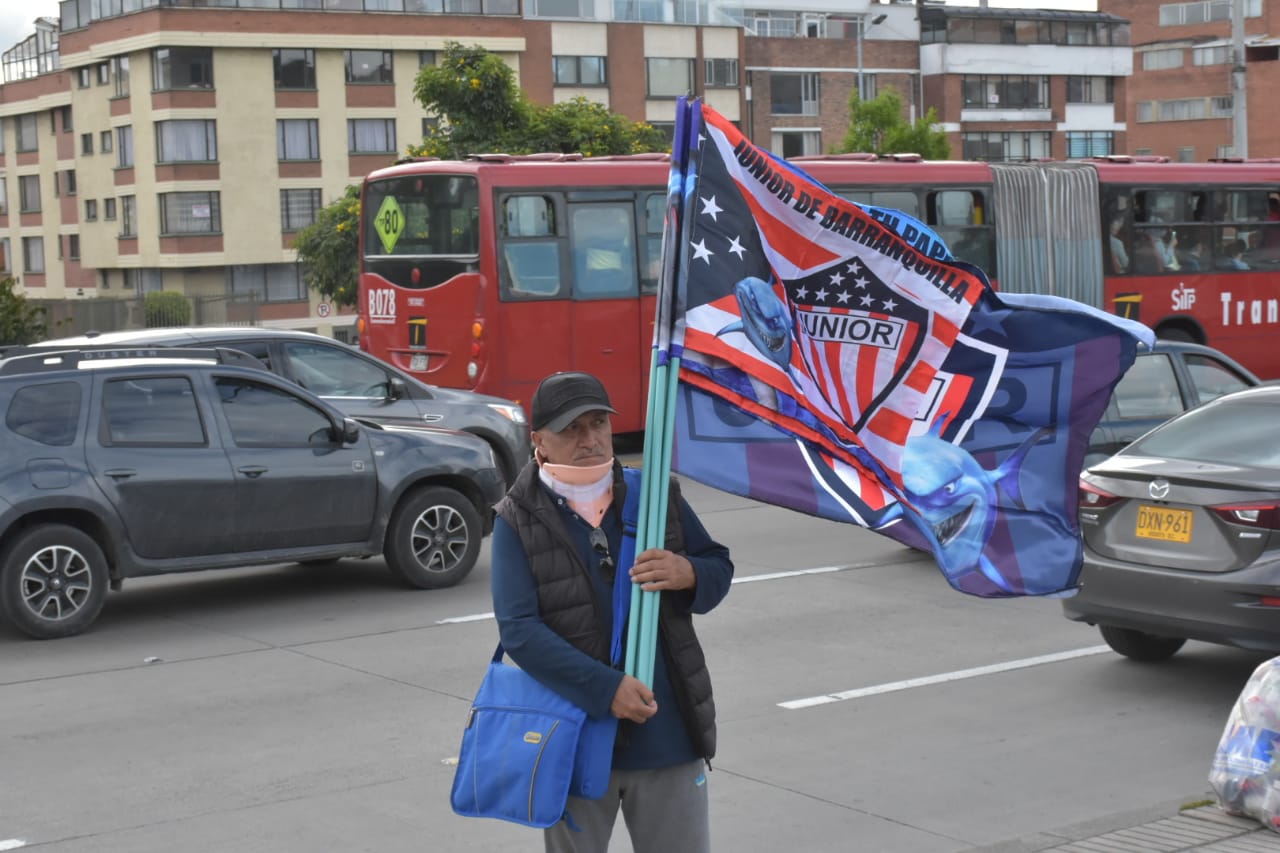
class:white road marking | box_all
[435,566,850,623]
[1,841,28,851]
[779,645,1112,710]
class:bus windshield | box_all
[364,174,480,259]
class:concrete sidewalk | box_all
[969,798,1276,852]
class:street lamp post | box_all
[856,12,887,102]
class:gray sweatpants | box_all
[544,760,710,853]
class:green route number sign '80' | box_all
[374,195,404,254]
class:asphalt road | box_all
[0,477,1268,852]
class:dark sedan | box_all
[1084,340,1259,467]
[1065,385,1280,661]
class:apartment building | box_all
[920,4,1132,162]
[739,1,919,157]
[1101,0,1277,160]
[0,0,743,327]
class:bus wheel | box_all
[1156,326,1195,343]
[384,486,481,589]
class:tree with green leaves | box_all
[292,184,362,308]
[837,89,951,160]
[0,276,47,346]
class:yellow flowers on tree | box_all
[292,184,361,308]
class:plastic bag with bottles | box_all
[1209,655,1280,832]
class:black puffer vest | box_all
[495,459,718,760]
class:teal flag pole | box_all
[625,97,699,685]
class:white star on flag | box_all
[829,270,845,286]
[836,291,851,304]
[699,196,723,221]
[814,288,829,302]
[691,239,714,263]
[859,294,874,307]
[795,285,810,299]
[727,235,746,258]
[882,297,898,312]
[854,276,870,289]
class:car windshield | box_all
[1127,392,1280,465]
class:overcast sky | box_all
[1,0,1099,72]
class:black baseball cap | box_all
[530,372,617,432]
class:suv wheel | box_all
[1099,625,1186,662]
[1,525,109,639]
[384,486,481,589]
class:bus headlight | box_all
[467,362,478,380]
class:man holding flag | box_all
[490,370,734,853]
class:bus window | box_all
[839,189,920,219]
[570,203,638,299]
[500,194,564,299]
[641,193,664,293]
[928,190,995,276]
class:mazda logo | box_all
[1148,479,1170,500]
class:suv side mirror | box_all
[388,377,406,401]
[341,417,360,444]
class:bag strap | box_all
[609,467,643,668]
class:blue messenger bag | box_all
[449,470,642,828]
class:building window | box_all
[1211,95,1233,117]
[230,264,306,303]
[156,119,217,163]
[704,58,739,88]
[0,238,8,272]
[273,48,316,90]
[19,175,41,213]
[553,55,607,86]
[0,178,6,214]
[153,47,214,90]
[347,119,396,154]
[857,74,877,102]
[68,234,80,261]
[62,170,77,196]
[1066,131,1114,158]
[1142,48,1184,70]
[961,75,1049,109]
[344,50,393,84]
[278,119,320,160]
[771,130,821,157]
[419,50,437,67]
[1158,98,1208,121]
[84,199,97,221]
[112,56,130,97]
[100,130,113,153]
[104,198,117,220]
[962,131,1052,161]
[770,73,820,115]
[1193,44,1230,66]
[1066,76,1114,104]
[1177,145,1196,162]
[81,132,93,155]
[646,58,694,98]
[116,125,134,167]
[0,119,4,154]
[120,195,137,237]
[161,192,221,234]
[16,114,38,152]
[280,188,322,232]
[23,237,44,274]
[77,67,91,88]
[1137,101,1154,122]
[1159,0,1261,26]
[96,62,109,85]
[60,105,73,133]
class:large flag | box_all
[657,99,1153,597]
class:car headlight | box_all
[488,403,527,425]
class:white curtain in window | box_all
[348,119,395,153]
[158,120,215,162]
[278,120,318,160]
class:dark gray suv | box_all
[0,347,505,639]
[21,327,531,488]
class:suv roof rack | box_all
[0,345,263,376]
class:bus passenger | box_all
[1108,216,1130,273]
[1218,239,1250,270]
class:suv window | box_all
[282,342,389,398]
[216,376,334,447]
[6,381,81,446]
[102,377,205,445]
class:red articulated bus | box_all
[358,152,1280,430]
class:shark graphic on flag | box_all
[655,99,1153,597]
